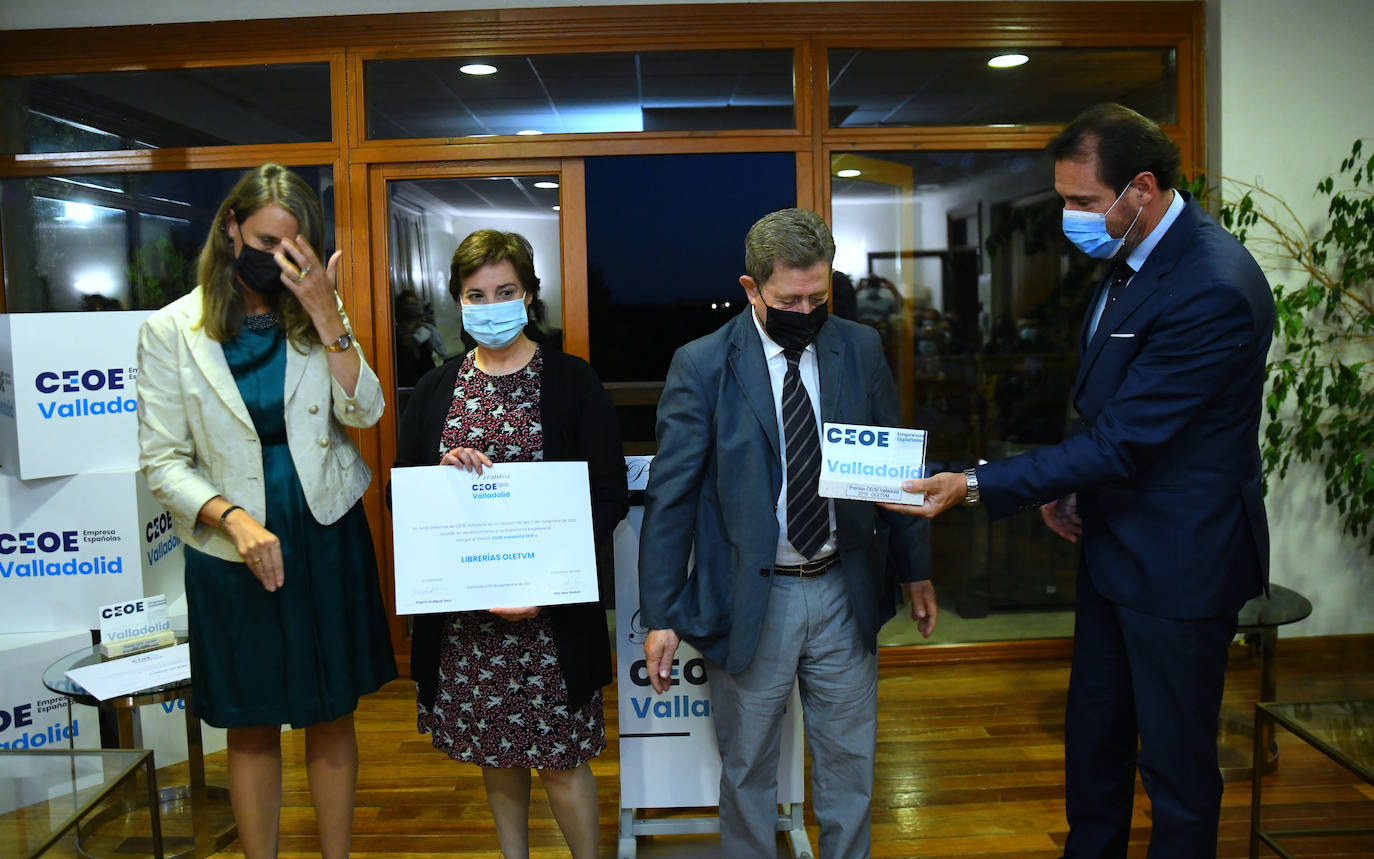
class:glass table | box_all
[1220,584,1314,780]
[42,642,234,859]
[0,748,163,858]
[1250,699,1374,858]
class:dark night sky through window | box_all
[586,152,795,384]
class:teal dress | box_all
[183,317,397,729]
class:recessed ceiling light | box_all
[552,205,560,211]
[987,54,1029,69]
[460,63,498,76]
[533,181,559,189]
[836,169,862,178]
[516,129,543,136]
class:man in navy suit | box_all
[899,104,1272,857]
[639,208,936,858]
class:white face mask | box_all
[1061,182,1141,259]
[461,296,528,350]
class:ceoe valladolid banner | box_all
[0,470,183,633]
[614,457,804,810]
[0,311,151,480]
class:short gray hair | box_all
[744,208,835,286]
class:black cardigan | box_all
[398,347,628,712]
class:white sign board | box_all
[0,311,151,479]
[136,469,187,612]
[0,470,184,633]
[614,505,805,809]
[0,630,100,815]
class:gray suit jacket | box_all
[638,311,931,673]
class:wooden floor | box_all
[20,635,1374,857]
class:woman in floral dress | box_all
[396,229,627,858]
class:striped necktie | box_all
[782,348,827,559]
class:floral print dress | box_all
[416,347,605,769]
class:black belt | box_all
[773,554,839,577]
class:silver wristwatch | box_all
[963,467,982,506]
[323,331,354,353]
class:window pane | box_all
[2,167,333,312]
[0,65,332,154]
[366,50,794,139]
[832,150,1087,640]
[384,175,562,421]
[828,48,1177,127]
[585,152,796,449]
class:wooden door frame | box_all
[361,157,585,667]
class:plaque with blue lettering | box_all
[818,422,927,504]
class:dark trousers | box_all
[1063,566,1238,859]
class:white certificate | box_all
[391,461,599,615]
[64,643,191,701]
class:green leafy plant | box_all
[127,233,193,309]
[1192,140,1374,554]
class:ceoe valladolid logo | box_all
[0,524,126,580]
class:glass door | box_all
[377,165,572,422]
[368,160,582,661]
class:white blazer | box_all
[137,287,384,562]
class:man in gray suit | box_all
[639,208,936,858]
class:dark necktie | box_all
[1089,259,1136,341]
[1105,259,1135,308]
[782,348,827,559]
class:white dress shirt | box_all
[749,308,838,564]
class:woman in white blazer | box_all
[137,164,396,859]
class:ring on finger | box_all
[297,264,312,281]
[253,558,263,566]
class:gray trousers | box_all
[705,566,878,858]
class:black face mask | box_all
[762,300,828,352]
[235,242,286,296]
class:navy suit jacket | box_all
[978,193,1272,619]
[638,312,931,673]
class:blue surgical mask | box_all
[461,297,528,350]
[1061,183,1141,259]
